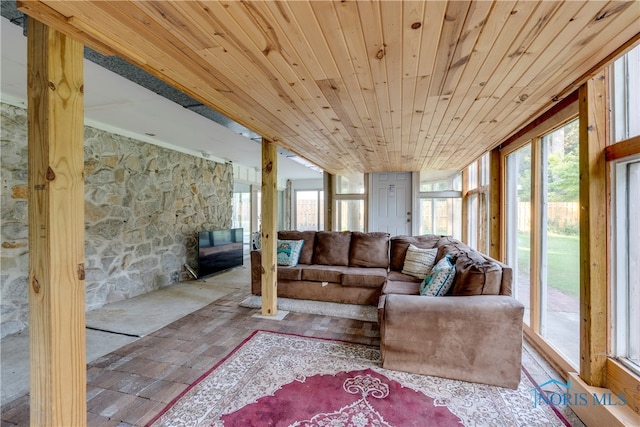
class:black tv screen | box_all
[198,228,243,278]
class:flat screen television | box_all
[198,228,243,278]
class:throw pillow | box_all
[402,244,438,279]
[420,254,456,296]
[277,239,304,267]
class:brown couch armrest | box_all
[380,294,524,389]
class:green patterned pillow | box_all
[402,244,438,279]
[420,254,456,296]
[277,239,305,267]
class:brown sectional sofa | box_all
[250,231,524,389]
[251,230,391,305]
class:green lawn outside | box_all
[518,232,580,298]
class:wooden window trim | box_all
[523,325,577,380]
[605,134,640,161]
[606,358,640,415]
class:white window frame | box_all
[611,155,640,376]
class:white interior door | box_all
[370,172,412,235]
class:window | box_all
[505,144,532,326]
[612,45,640,142]
[463,153,490,252]
[418,173,462,239]
[232,183,252,245]
[335,173,366,231]
[610,45,640,374]
[295,190,324,231]
[336,173,365,194]
[336,199,365,232]
[612,158,640,374]
[504,119,580,368]
[539,121,580,366]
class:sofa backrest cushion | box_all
[450,251,503,295]
[389,235,441,271]
[435,236,503,296]
[278,230,316,265]
[349,232,390,268]
[313,231,352,266]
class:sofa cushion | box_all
[278,230,316,265]
[389,235,441,271]
[434,236,471,262]
[349,232,390,268]
[301,265,343,283]
[382,280,420,295]
[340,267,387,288]
[277,266,303,281]
[387,270,421,283]
[277,239,304,267]
[402,244,437,279]
[313,231,352,266]
[420,254,456,296]
[450,251,503,296]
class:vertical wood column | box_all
[461,168,469,245]
[579,71,608,387]
[261,139,278,315]
[284,179,292,230]
[488,149,502,261]
[27,18,86,426]
[323,172,333,231]
[530,138,543,333]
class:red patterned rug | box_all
[146,331,573,426]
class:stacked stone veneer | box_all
[1,102,233,338]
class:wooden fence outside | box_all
[517,201,580,234]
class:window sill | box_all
[606,358,640,416]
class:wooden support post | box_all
[323,172,333,231]
[27,17,86,426]
[530,138,543,333]
[579,71,608,387]
[460,168,469,246]
[261,139,278,315]
[489,149,502,261]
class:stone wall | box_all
[1,102,233,338]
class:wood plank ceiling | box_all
[17,1,640,176]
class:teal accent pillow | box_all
[419,254,456,296]
[277,239,304,267]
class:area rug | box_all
[239,295,378,322]
[146,331,572,426]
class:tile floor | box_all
[1,261,584,426]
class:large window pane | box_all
[506,144,532,325]
[614,159,640,373]
[467,194,478,249]
[612,45,640,142]
[231,190,251,245]
[540,120,580,368]
[628,161,640,368]
[467,162,478,190]
[296,190,324,231]
[336,173,365,194]
[419,198,461,238]
[420,173,462,192]
[336,200,364,231]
